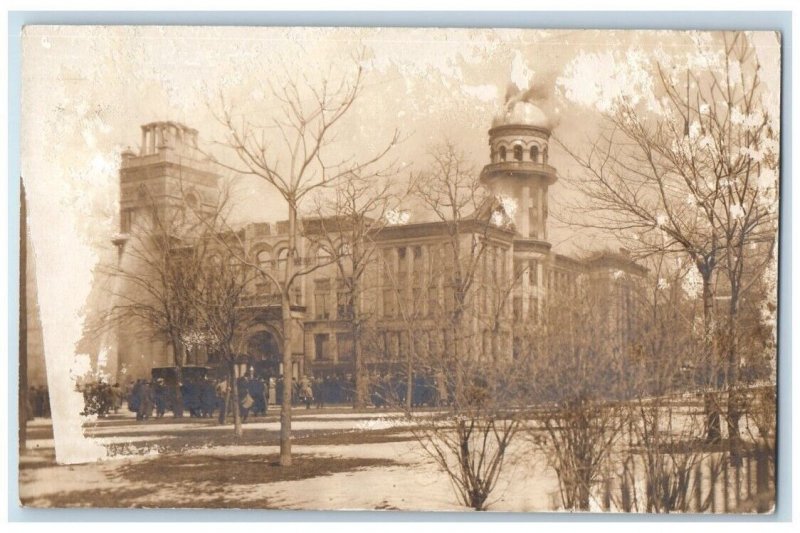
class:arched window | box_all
[543,145,549,164]
[276,247,290,269]
[530,145,539,162]
[513,144,523,162]
[185,191,199,210]
[499,146,507,161]
[256,249,271,269]
[317,245,333,265]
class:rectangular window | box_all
[529,296,539,323]
[389,332,400,360]
[337,333,354,361]
[315,293,329,319]
[427,286,438,317]
[528,207,536,238]
[514,259,526,280]
[412,245,423,287]
[314,334,330,360]
[383,289,395,317]
[529,260,538,287]
[314,278,331,319]
[444,286,455,314]
[337,279,354,320]
[382,248,394,283]
[397,247,408,283]
[412,287,422,307]
[513,296,523,321]
[121,209,133,233]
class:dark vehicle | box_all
[151,365,211,384]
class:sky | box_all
[21,27,781,252]
[19,26,781,463]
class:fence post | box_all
[621,474,631,513]
[746,453,753,499]
[694,464,703,512]
[709,458,717,513]
[756,449,769,513]
[723,456,730,512]
[735,458,741,508]
[603,478,611,511]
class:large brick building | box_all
[111,101,645,384]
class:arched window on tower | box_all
[543,145,549,164]
[530,145,539,163]
[513,144,523,162]
[498,146,507,161]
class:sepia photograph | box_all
[17,24,780,513]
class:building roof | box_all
[492,101,550,129]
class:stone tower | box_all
[112,122,221,381]
[480,99,557,323]
[115,121,220,249]
[479,100,557,242]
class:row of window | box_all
[491,144,549,164]
[313,332,354,361]
[373,329,511,361]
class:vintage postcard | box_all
[19,26,779,512]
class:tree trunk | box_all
[230,363,242,437]
[405,329,414,411]
[726,284,742,463]
[700,268,721,444]
[279,204,297,467]
[170,334,185,418]
[352,279,366,409]
[353,320,366,409]
[218,375,230,425]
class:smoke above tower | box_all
[501,51,561,128]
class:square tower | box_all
[117,122,220,240]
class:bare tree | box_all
[407,142,490,390]
[619,256,723,513]
[523,278,632,511]
[559,32,779,443]
[407,357,526,511]
[378,141,524,510]
[210,57,398,465]
[104,184,214,417]
[102,180,253,434]
[186,212,257,437]
[304,172,400,408]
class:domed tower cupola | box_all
[480,99,557,241]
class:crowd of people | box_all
[77,369,448,422]
[368,372,444,408]
[79,381,124,416]
[26,385,51,419]
[127,377,219,420]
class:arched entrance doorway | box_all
[245,329,282,379]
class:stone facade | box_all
[112,105,645,383]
